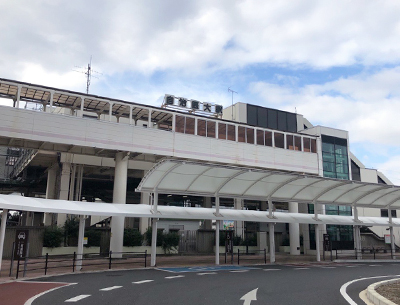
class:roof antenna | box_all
[74,56,102,94]
[228,87,238,120]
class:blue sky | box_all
[1,0,400,183]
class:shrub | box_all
[84,230,102,247]
[162,232,180,254]
[144,227,164,246]
[123,229,143,247]
[218,231,242,246]
[43,226,63,248]
[63,218,79,238]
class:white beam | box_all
[0,209,8,273]
[76,215,85,271]
[215,220,220,265]
[151,218,158,266]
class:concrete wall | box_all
[3,226,45,259]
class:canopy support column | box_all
[215,219,220,265]
[288,202,300,255]
[353,206,362,259]
[0,209,8,274]
[315,224,321,262]
[268,199,273,218]
[269,223,275,263]
[151,218,158,266]
[152,191,159,214]
[389,209,396,259]
[76,215,85,271]
[110,152,129,258]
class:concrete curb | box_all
[367,278,400,305]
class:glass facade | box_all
[309,134,353,250]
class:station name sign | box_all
[163,94,223,115]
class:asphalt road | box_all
[26,263,400,305]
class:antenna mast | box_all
[228,87,238,120]
[74,56,101,94]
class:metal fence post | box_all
[109,251,112,269]
[225,251,227,264]
[264,248,267,264]
[16,256,21,279]
[73,252,76,273]
[45,253,49,275]
[354,248,357,259]
[237,248,240,265]
[231,250,233,265]
[145,250,147,268]
[9,242,15,277]
[373,247,376,260]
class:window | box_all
[207,121,216,138]
[227,125,235,141]
[218,123,227,140]
[175,115,195,134]
[381,209,397,218]
[238,126,246,143]
[303,137,311,152]
[246,128,254,144]
[197,119,206,137]
[265,131,272,146]
[274,132,284,148]
[256,130,264,145]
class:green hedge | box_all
[43,226,63,248]
[123,228,143,247]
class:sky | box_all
[1,0,400,183]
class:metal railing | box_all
[237,249,267,265]
[12,250,147,279]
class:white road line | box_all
[320,267,336,269]
[99,286,123,291]
[346,266,357,268]
[65,295,91,302]
[369,264,382,267]
[294,268,309,270]
[132,280,154,284]
[263,269,281,271]
[230,270,249,273]
[25,283,77,305]
[197,272,217,275]
[165,275,185,279]
[340,274,400,305]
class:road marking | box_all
[346,266,357,268]
[240,288,258,305]
[132,280,154,284]
[65,295,91,302]
[369,264,382,267]
[230,270,249,273]
[340,274,400,305]
[294,268,309,270]
[263,269,280,271]
[99,286,123,291]
[25,283,77,305]
[165,275,185,279]
[197,272,217,275]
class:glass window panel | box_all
[257,107,268,128]
[175,115,185,133]
[238,126,246,143]
[227,124,235,141]
[286,134,294,150]
[207,121,216,138]
[247,104,258,126]
[256,130,264,145]
[322,142,334,153]
[323,161,335,173]
[278,111,287,131]
[218,123,227,140]
[311,139,317,153]
[335,145,348,156]
[294,136,301,151]
[323,171,337,178]
[287,113,297,132]
[185,117,195,135]
[197,119,206,137]
[267,109,277,129]
[303,137,311,152]
[274,132,284,148]
[246,128,254,144]
[265,131,272,146]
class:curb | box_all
[367,278,400,305]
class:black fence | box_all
[221,249,267,265]
[12,250,147,279]
[322,247,398,261]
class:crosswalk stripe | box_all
[197,272,217,275]
[230,270,249,273]
[263,269,281,271]
[294,268,309,270]
[133,280,154,284]
[99,286,123,291]
[165,275,185,279]
[65,295,91,302]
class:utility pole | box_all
[228,87,238,121]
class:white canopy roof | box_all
[0,194,398,227]
[137,159,400,209]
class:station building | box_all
[0,77,398,265]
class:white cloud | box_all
[250,67,400,146]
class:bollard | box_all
[45,253,49,275]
